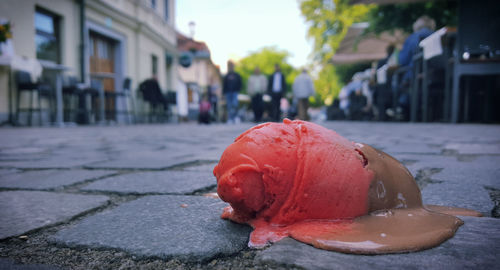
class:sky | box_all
[176,0,313,73]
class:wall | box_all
[0,0,179,124]
[0,0,80,123]
[85,0,177,94]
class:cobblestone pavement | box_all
[0,121,499,269]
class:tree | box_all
[366,1,458,35]
[300,0,373,62]
[299,0,373,105]
[234,46,298,94]
[313,64,342,106]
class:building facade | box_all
[176,32,222,120]
[0,0,178,124]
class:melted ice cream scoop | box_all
[213,120,481,254]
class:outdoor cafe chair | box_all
[137,79,169,123]
[410,48,447,122]
[104,77,135,124]
[15,70,55,126]
[62,76,81,123]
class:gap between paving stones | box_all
[485,187,500,218]
[414,168,444,190]
[0,192,111,241]
[2,123,499,269]
[65,163,219,196]
[441,149,500,160]
[0,170,122,193]
[0,191,292,269]
[82,159,218,171]
[1,232,293,270]
[77,185,218,197]
[0,161,269,269]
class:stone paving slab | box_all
[255,216,500,270]
[0,156,107,169]
[422,183,494,215]
[431,156,500,189]
[0,191,109,239]
[0,169,21,176]
[84,154,198,170]
[0,146,48,156]
[182,163,218,173]
[376,142,442,155]
[0,170,116,190]
[444,142,500,155]
[82,171,216,195]
[52,195,251,261]
[393,154,472,178]
[0,146,48,161]
[0,258,61,270]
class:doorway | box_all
[89,31,117,121]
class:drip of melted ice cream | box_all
[213,119,481,254]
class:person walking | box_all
[267,64,286,122]
[223,61,242,124]
[247,67,267,122]
[292,68,315,120]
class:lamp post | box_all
[188,21,196,39]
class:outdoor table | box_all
[39,60,70,127]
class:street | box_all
[0,121,499,269]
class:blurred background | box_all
[0,0,499,127]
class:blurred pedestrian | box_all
[247,67,267,122]
[223,61,242,124]
[208,84,219,122]
[292,68,315,120]
[198,94,211,124]
[267,64,286,122]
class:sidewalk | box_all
[0,122,499,269]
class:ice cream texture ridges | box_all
[213,119,481,254]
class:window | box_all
[89,36,94,57]
[34,9,60,63]
[151,0,157,9]
[164,0,169,21]
[151,54,158,76]
[97,39,110,59]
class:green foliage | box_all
[234,46,297,94]
[299,0,373,104]
[300,0,373,63]
[313,64,342,106]
[299,0,458,105]
[366,1,458,34]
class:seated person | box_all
[327,98,346,120]
[396,15,436,120]
[349,89,367,121]
[139,76,168,111]
[378,44,396,69]
[399,15,436,82]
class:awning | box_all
[349,0,430,5]
[332,23,406,64]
